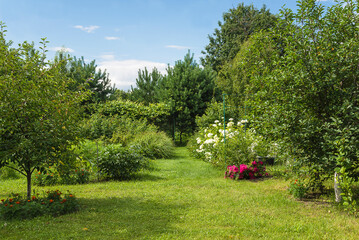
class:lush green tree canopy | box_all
[201,3,277,72]
[158,52,218,142]
[0,24,88,197]
[55,53,115,104]
[130,67,163,105]
[217,0,359,190]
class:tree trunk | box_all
[334,172,342,203]
[26,171,32,199]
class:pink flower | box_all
[253,167,258,173]
[259,161,264,165]
[240,164,248,173]
[252,161,257,166]
[249,172,255,179]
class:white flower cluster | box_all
[195,118,245,161]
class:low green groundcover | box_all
[0,190,79,220]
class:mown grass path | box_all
[1,147,359,239]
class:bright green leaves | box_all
[0,24,89,197]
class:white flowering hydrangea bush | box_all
[189,119,276,168]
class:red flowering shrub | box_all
[225,161,269,180]
[0,190,79,220]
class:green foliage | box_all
[82,113,158,145]
[0,23,89,197]
[129,131,175,159]
[97,144,149,180]
[0,190,79,220]
[217,0,359,196]
[0,164,21,180]
[130,67,163,105]
[201,3,277,72]
[33,167,91,186]
[55,53,115,104]
[195,99,242,130]
[288,179,308,200]
[158,51,218,142]
[190,119,276,168]
[99,99,170,127]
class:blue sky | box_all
[0,0,335,89]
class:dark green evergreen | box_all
[201,3,277,72]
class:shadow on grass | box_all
[76,196,186,239]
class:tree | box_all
[0,24,88,197]
[219,0,359,194]
[158,51,217,142]
[201,3,277,72]
[130,67,163,105]
[55,53,115,104]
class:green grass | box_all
[1,147,359,239]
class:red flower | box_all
[16,201,20,204]
[32,196,36,200]
[49,199,54,203]
[9,204,13,207]
[1,199,4,202]
[9,198,13,202]
[5,204,8,206]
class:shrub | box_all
[189,119,276,168]
[0,163,21,180]
[129,131,174,159]
[97,144,149,180]
[0,190,79,220]
[288,179,308,199]
[82,113,158,146]
[225,161,269,180]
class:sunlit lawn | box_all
[1,147,359,239]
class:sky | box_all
[0,0,335,90]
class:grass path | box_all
[1,147,359,239]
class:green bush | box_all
[0,190,79,220]
[0,164,21,180]
[33,167,91,186]
[97,144,149,180]
[110,117,157,146]
[129,131,174,159]
[189,119,276,168]
[82,114,158,146]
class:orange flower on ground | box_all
[49,199,54,203]
[9,205,13,207]
[5,204,8,206]
[9,198,13,202]
[28,200,31,202]
[69,195,73,198]
[32,196,36,200]
[16,201,20,204]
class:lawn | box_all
[1,147,358,239]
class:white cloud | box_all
[100,54,116,61]
[98,59,168,90]
[105,36,121,40]
[50,47,74,53]
[165,45,191,50]
[73,25,99,33]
